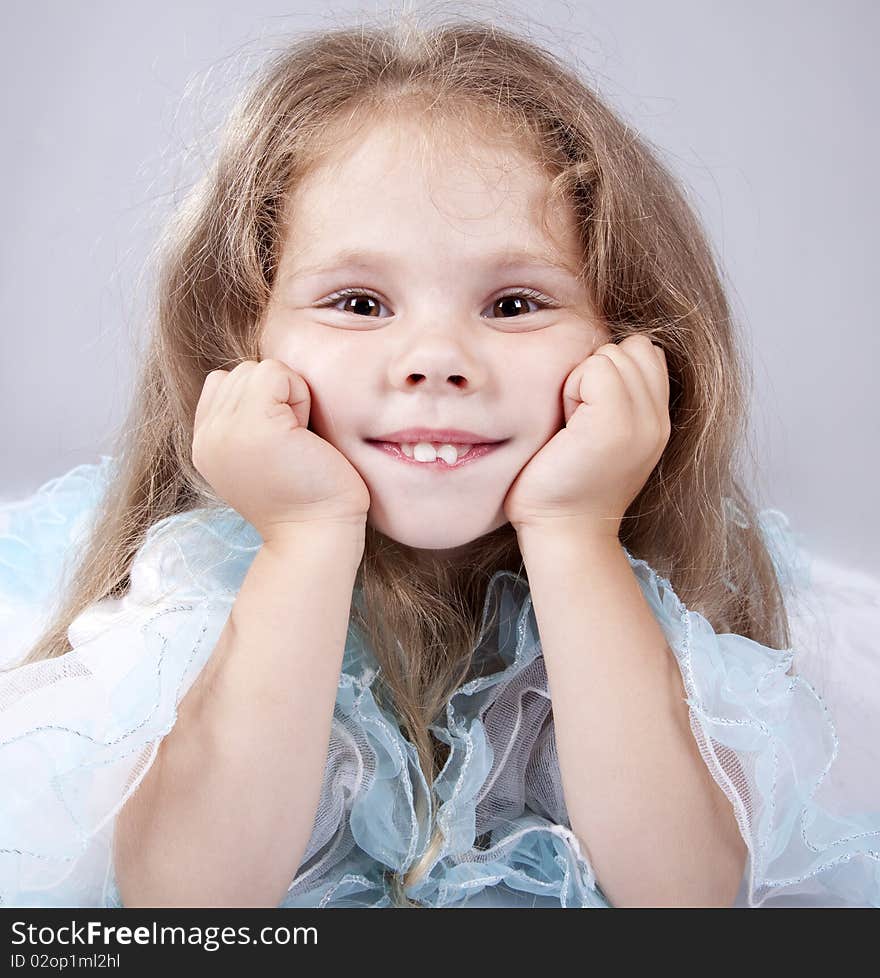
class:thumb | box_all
[269,362,312,431]
[561,360,586,426]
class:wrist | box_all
[261,517,367,561]
[516,517,623,569]
[515,515,622,547]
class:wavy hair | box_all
[14,3,792,907]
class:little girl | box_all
[2,13,879,909]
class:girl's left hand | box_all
[502,334,671,539]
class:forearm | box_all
[114,520,365,908]
[517,523,747,908]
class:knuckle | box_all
[628,334,655,356]
[257,357,284,372]
[256,358,290,382]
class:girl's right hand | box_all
[191,359,371,544]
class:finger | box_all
[587,341,650,419]
[639,337,671,416]
[252,358,312,430]
[194,369,228,431]
[563,348,629,426]
[604,336,667,426]
[223,360,262,415]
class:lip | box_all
[368,428,504,445]
[366,440,506,470]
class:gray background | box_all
[1,0,877,576]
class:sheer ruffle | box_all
[278,572,605,908]
[273,578,606,909]
[1,460,878,907]
[631,509,880,908]
[0,458,117,671]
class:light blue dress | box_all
[1,457,878,908]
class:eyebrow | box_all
[288,248,580,280]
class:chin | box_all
[366,510,510,551]
[370,525,481,550]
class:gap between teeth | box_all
[399,442,473,462]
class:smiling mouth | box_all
[365,439,507,469]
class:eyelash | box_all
[315,287,559,318]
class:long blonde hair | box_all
[12,5,793,907]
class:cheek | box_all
[260,327,307,367]
[260,329,339,383]
[521,333,600,432]
[285,354,364,441]
[513,363,568,435]
[259,310,328,367]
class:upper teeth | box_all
[400,442,473,463]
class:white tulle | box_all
[1,458,878,907]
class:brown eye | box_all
[491,294,542,318]
[336,292,383,317]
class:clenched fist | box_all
[191,359,371,545]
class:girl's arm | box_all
[113,518,366,908]
[518,522,748,908]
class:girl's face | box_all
[259,117,610,559]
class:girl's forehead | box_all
[308,99,533,170]
[283,116,578,263]
[294,106,554,207]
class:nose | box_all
[405,370,466,389]
[391,336,487,393]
